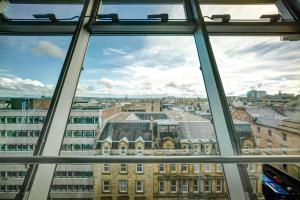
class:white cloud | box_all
[0,76,54,97]
[103,48,127,55]
[32,40,66,59]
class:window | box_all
[216,164,223,173]
[119,180,127,193]
[171,164,177,173]
[193,179,200,193]
[103,164,110,173]
[257,127,260,133]
[268,129,272,137]
[103,146,110,155]
[248,164,256,173]
[282,133,287,141]
[159,164,165,173]
[136,164,143,174]
[194,164,200,173]
[120,146,127,155]
[204,179,211,193]
[182,180,189,193]
[171,180,177,193]
[120,164,127,173]
[204,164,211,172]
[216,179,222,193]
[282,164,288,171]
[136,146,144,155]
[103,180,110,192]
[136,180,144,193]
[100,2,186,20]
[159,181,165,193]
[182,164,188,173]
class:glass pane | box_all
[4,3,83,21]
[210,36,300,198]
[201,4,279,21]
[0,36,71,198]
[100,1,186,20]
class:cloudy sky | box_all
[0,3,300,98]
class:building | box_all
[122,101,161,112]
[247,90,267,101]
[232,107,300,194]
[0,104,122,199]
[94,110,262,200]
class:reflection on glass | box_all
[4,3,83,20]
[210,36,300,199]
[0,36,71,198]
[100,2,186,20]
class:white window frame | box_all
[103,163,110,173]
[159,164,165,173]
[204,164,211,172]
[182,164,188,173]
[216,164,223,173]
[216,179,222,193]
[159,181,165,193]
[136,180,144,193]
[119,163,127,173]
[248,164,256,173]
[119,180,127,193]
[204,179,211,193]
[171,163,177,173]
[194,164,200,173]
[182,179,189,193]
[171,180,177,193]
[102,146,110,155]
[120,146,127,155]
[103,180,110,193]
[136,164,144,174]
[136,146,144,155]
[193,179,200,193]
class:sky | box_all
[0,3,300,98]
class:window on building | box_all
[159,181,165,193]
[204,164,211,172]
[171,164,177,173]
[204,179,211,193]
[120,164,127,173]
[257,126,260,133]
[120,146,127,155]
[182,164,188,173]
[119,180,127,193]
[216,179,223,193]
[248,164,256,173]
[136,164,143,174]
[159,164,165,173]
[171,180,177,193]
[282,164,288,171]
[194,164,200,173]
[282,133,287,141]
[182,180,189,193]
[193,179,200,193]
[268,129,272,137]
[103,146,110,155]
[216,164,223,173]
[136,146,144,155]
[136,180,144,193]
[103,164,110,173]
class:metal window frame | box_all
[0,0,300,199]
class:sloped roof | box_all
[245,107,288,120]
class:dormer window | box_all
[102,146,110,155]
[120,146,127,155]
[136,146,144,155]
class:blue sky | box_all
[0,3,300,98]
